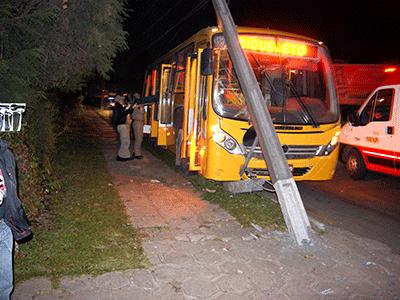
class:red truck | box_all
[334,64,397,118]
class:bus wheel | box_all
[345,149,367,180]
[181,158,192,176]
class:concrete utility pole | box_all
[211,0,312,245]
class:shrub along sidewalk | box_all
[14,129,147,284]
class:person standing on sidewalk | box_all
[112,93,133,161]
[131,93,144,159]
[0,139,32,300]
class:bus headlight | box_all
[213,131,226,143]
[316,132,340,156]
[212,126,243,155]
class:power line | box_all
[134,0,210,55]
[130,0,163,28]
[138,0,186,38]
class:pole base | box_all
[223,179,265,194]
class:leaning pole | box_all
[211,0,312,245]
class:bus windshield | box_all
[212,34,339,125]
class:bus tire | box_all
[181,158,192,176]
[345,148,367,180]
[149,138,157,148]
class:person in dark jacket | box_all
[0,139,32,300]
[112,94,133,161]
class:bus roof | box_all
[147,26,325,69]
[193,26,323,47]
[235,27,322,44]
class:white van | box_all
[339,71,400,179]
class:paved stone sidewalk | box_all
[13,110,400,299]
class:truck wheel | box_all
[345,149,367,180]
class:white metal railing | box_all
[0,103,26,132]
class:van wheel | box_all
[339,145,350,163]
[345,149,367,180]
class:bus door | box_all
[183,49,208,172]
[157,64,175,146]
[149,69,158,139]
[142,72,153,136]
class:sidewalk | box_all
[14,109,400,299]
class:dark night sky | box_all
[109,0,400,91]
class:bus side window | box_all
[174,43,194,93]
[174,68,185,92]
[150,69,159,96]
[199,74,209,120]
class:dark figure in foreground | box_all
[0,139,32,300]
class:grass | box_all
[144,142,286,231]
[14,132,148,284]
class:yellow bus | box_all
[140,27,340,183]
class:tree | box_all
[0,0,127,97]
[0,0,127,218]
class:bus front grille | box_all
[247,167,311,177]
[244,145,321,159]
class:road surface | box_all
[297,163,400,254]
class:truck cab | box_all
[340,72,400,179]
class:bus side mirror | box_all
[200,48,213,76]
